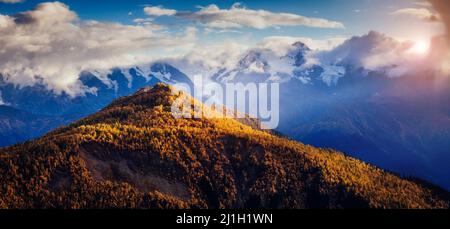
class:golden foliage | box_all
[0,84,448,209]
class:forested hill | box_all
[0,84,449,209]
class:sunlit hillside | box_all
[0,84,448,209]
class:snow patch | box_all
[120,69,134,88]
[320,65,345,86]
[0,91,5,105]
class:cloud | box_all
[166,41,250,78]
[168,35,346,84]
[144,6,177,17]
[391,8,440,22]
[0,2,195,96]
[176,3,344,29]
[258,33,431,81]
[132,17,165,30]
[168,30,448,86]
[260,36,346,53]
[320,31,423,77]
[0,0,23,3]
[413,1,432,7]
[203,27,243,34]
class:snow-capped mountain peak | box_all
[237,50,269,72]
[212,41,339,85]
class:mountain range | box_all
[211,39,450,190]
[0,63,193,146]
[1,84,448,209]
[0,38,449,191]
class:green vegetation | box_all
[0,83,448,209]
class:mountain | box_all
[0,83,449,209]
[0,63,193,146]
[213,41,450,190]
[282,76,450,188]
[0,40,449,192]
[0,105,67,146]
[213,41,340,86]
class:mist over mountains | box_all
[205,32,450,190]
[0,30,449,191]
[0,62,193,145]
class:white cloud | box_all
[0,0,23,3]
[144,6,177,17]
[133,17,165,30]
[177,3,344,29]
[391,8,439,22]
[0,2,195,96]
[167,30,449,86]
[133,18,153,24]
[203,27,243,34]
[413,1,432,7]
[166,41,249,78]
[257,32,450,81]
[168,35,346,84]
[259,32,449,81]
[260,36,347,53]
[319,31,433,77]
[0,15,13,28]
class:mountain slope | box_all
[0,84,449,209]
[212,41,450,190]
[0,63,193,147]
[276,74,450,190]
[0,105,67,146]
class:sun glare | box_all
[410,40,430,55]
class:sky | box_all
[0,0,444,43]
[0,0,448,95]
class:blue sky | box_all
[0,0,442,43]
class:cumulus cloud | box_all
[168,35,344,78]
[0,2,195,96]
[319,31,424,77]
[166,42,249,78]
[257,33,432,81]
[260,36,346,53]
[168,35,347,86]
[176,3,344,29]
[144,6,177,17]
[167,29,448,86]
[391,8,440,22]
[0,0,23,3]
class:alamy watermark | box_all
[171,75,279,129]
